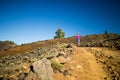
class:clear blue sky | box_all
[0,0,120,44]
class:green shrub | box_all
[6,40,16,45]
[44,53,56,59]
[50,58,62,72]
[54,28,65,39]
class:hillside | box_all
[0,41,16,52]
[54,47,120,80]
[0,33,120,57]
[0,34,120,80]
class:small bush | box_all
[50,58,62,72]
[56,43,68,49]
[6,40,16,45]
[44,53,56,59]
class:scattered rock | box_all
[24,72,37,80]
[90,48,120,80]
[0,41,16,52]
[57,56,67,64]
[32,58,54,80]
[66,44,73,48]
[18,73,25,80]
[58,51,66,57]
[63,70,70,77]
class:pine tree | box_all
[54,28,65,39]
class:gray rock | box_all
[57,56,68,64]
[32,58,54,80]
[58,51,66,57]
[2,78,9,80]
[63,70,70,77]
[18,73,25,80]
[24,72,37,80]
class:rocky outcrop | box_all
[88,48,120,80]
[17,58,54,80]
[0,41,16,52]
[32,58,54,80]
[80,34,120,50]
[0,43,73,80]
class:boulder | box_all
[58,51,67,57]
[57,56,69,64]
[66,44,73,48]
[24,72,37,80]
[32,58,54,80]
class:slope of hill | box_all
[0,34,120,80]
[0,41,16,52]
[0,43,120,80]
[55,46,120,80]
[0,33,120,57]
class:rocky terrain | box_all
[0,33,120,80]
[0,34,120,57]
[54,46,120,80]
[88,48,120,80]
[0,41,16,52]
[80,34,120,50]
[0,43,73,80]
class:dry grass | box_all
[0,37,75,57]
[0,33,119,57]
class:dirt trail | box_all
[54,46,112,80]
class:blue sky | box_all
[0,0,120,44]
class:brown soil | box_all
[54,47,120,80]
